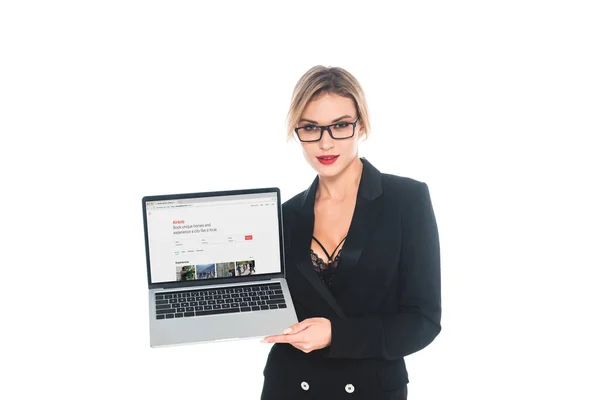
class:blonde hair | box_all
[286,65,371,141]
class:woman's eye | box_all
[303,125,317,131]
[335,123,349,128]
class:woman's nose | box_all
[319,130,334,150]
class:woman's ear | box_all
[357,122,367,141]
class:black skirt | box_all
[261,343,409,400]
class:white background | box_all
[1,1,599,399]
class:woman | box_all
[260,66,441,399]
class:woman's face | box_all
[297,93,364,178]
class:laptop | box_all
[142,187,298,347]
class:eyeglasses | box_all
[294,117,360,142]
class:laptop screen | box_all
[145,191,281,284]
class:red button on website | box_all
[245,235,253,240]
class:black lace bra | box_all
[310,236,346,290]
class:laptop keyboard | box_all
[154,282,287,320]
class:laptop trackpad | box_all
[150,309,298,347]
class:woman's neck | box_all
[316,157,363,202]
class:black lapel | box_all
[333,158,383,289]
[290,176,347,318]
[290,158,383,317]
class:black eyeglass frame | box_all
[294,117,360,142]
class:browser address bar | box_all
[188,199,274,207]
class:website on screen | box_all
[146,193,281,284]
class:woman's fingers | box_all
[261,331,304,344]
[283,319,315,335]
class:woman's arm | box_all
[327,182,441,360]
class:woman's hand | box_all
[261,317,332,353]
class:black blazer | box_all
[261,158,441,400]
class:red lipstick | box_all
[316,155,339,165]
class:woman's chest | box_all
[312,199,356,258]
